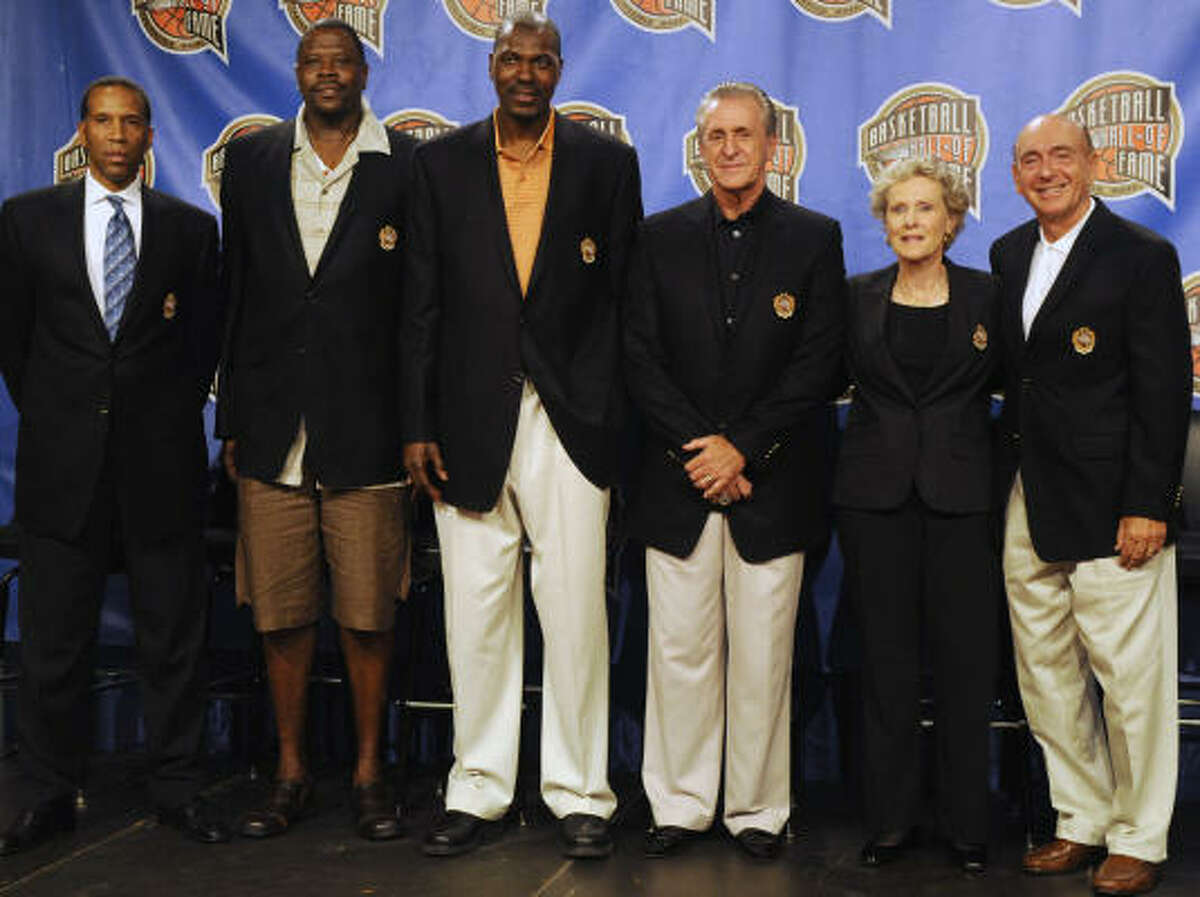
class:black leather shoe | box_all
[351,781,402,841]
[735,827,783,861]
[157,800,231,844]
[860,830,917,867]
[0,795,75,855]
[239,779,314,838]
[421,810,503,857]
[951,842,988,875]
[560,813,612,858]
[644,825,699,858]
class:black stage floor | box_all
[0,756,1196,897]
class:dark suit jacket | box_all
[0,179,222,542]
[216,120,415,487]
[401,113,643,511]
[990,199,1191,562]
[623,191,846,563]
[834,260,998,514]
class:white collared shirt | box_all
[278,98,392,487]
[1021,197,1095,339]
[84,171,143,317]
[290,96,390,276]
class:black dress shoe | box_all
[735,827,783,861]
[560,813,612,859]
[860,830,917,867]
[239,779,314,838]
[157,800,231,844]
[951,842,988,875]
[421,810,504,857]
[643,825,699,858]
[351,781,402,841]
[0,795,75,855]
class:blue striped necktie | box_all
[103,195,135,340]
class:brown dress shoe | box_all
[1022,838,1106,875]
[1092,854,1161,896]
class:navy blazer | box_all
[834,260,998,514]
[624,191,846,563]
[0,180,222,541]
[401,113,642,510]
[990,200,1190,562]
[216,120,415,488]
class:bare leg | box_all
[263,624,317,782]
[339,628,391,786]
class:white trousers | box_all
[642,512,805,836]
[1004,475,1178,861]
[435,382,615,820]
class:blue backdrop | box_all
[1,0,1198,775]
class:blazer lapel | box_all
[113,187,167,342]
[1027,204,1103,341]
[265,122,309,282]
[859,264,916,404]
[311,153,366,283]
[1002,222,1039,364]
[480,117,523,298]
[922,259,974,404]
[64,181,111,345]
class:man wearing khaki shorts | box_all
[215,19,415,841]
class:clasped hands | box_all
[683,434,751,506]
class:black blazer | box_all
[0,180,222,541]
[401,113,642,510]
[834,260,998,514]
[216,120,415,487]
[623,191,846,563]
[990,200,1191,562]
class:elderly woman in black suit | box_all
[835,157,1000,874]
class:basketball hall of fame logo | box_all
[131,0,232,63]
[558,101,634,146]
[1185,272,1200,396]
[684,96,805,202]
[382,109,459,142]
[858,82,989,220]
[1057,71,1184,210]
[200,114,283,210]
[611,1,715,41]
[443,0,549,42]
[54,133,156,188]
[790,0,891,28]
[279,1,390,57]
[991,0,1081,14]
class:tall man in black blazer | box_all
[624,83,845,861]
[0,77,228,851]
[402,11,641,859]
[217,20,414,841]
[992,114,1190,896]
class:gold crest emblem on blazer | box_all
[162,292,177,320]
[580,236,597,264]
[773,292,796,320]
[972,323,987,351]
[1071,325,1096,355]
[379,224,398,251]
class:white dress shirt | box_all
[84,171,143,317]
[1021,197,1095,339]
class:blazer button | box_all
[509,372,524,386]
[97,402,110,416]
[1020,377,1032,391]
[296,346,307,356]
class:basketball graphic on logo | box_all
[132,0,231,61]
[295,1,337,19]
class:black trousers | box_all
[16,461,209,809]
[837,494,1000,844]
